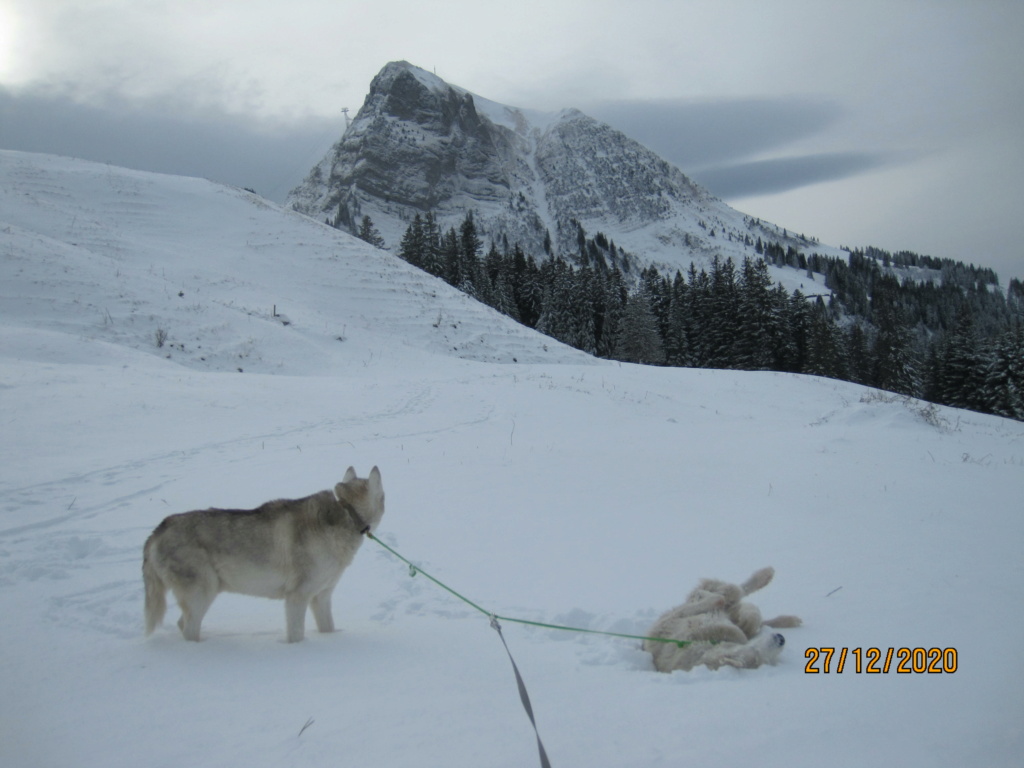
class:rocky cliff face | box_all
[287,61,812,273]
[288,63,529,236]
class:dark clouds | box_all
[691,152,894,198]
[588,97,899,198]
[4,88,901,205]
[589,97,842,168]
[0,86,342,201]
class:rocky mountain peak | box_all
[365,61,481,133]
[287,61,810,274]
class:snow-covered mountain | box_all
[288,61,835,275]
[3,150,1023,768]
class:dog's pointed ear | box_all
[343,466,357,483]
[369,466,382,493]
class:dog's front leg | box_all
[284,593,309,642]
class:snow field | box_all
[2,151,1022,767]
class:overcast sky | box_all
[2,0,1022,281]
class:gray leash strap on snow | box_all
[490,615,552,768]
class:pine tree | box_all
[483,242,504,286]
[805,299,848,380]
[846,322,872,385]
[922,340,945,405]
[460,212,482,264]
[782,289,810,373]
[685,262,712,367]
[356,216,385,248]
[535,259,577,347]
[937,313,985,410]
[871,303,920,396]
[398,214,426,269]
[440,228,461,287]
[615,289,666,365]
[490,271,520,321]
[420,212,442,277]
[513,248,543,328]
[568,265,597,354]
[980,325,1024,419]
[706,256,740,368]
[457,213,484,298]
[639,266,670,341]
[597,267,627,358]
[663,271,691,367]
[734,257,775,370]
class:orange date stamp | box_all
[804,647,958,674]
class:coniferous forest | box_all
[374,211,1024,421]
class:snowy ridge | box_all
[3,150,1023,768]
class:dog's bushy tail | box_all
[763,615,802,628]
[143,547,167,635]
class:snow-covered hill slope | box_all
[2,151,1023,768]
[288,61,846,282]
[0,150,590,372]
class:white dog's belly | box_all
[217,561,289,599]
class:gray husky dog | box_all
[143,467,385,642]
[644,567,801,672]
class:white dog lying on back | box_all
[643,567,801,672]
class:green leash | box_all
[366,532,693,648]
